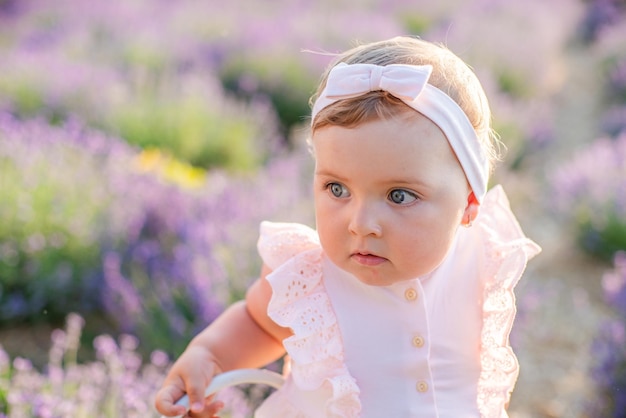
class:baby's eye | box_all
[388,189,418,205]
[328,182,350,198]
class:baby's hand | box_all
[155,345,224,417]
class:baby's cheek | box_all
[318,231,343,260]
[402,235,452,276]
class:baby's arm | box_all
[155,264,290,417]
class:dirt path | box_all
[507,41,611,418]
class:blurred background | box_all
[0,0,625,416]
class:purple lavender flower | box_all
[1,314,180,417]
[588,252,626,416]
[578,0,625,42]
[1,108,316,355]
[603,252,626,316]
[602,105,626,137]
[549,133,626,258]
[0,113,136,321]
[608,56,626,102]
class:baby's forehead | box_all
[312,115,456,157]
[311,119,468,197]
[312,108,446,141]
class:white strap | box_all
[164,369,285,418]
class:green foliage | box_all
[579,214,626,261]
[109,92,265,171]
[496,68,532,99]
[400,14,432,36]
[219,55,317,135]
[0,350,7,415]
[491,119,528,170]
[0,80,45,117]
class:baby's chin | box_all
[349,266,425,287]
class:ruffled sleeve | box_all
[257,221,361,417]
[474,186,541,417]
[257,221,321,270]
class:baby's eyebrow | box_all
[379,175,432,188]
[314,169,347,180]
[385,177,424,185]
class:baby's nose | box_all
[348,202,382,237]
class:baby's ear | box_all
[462,191,480,227]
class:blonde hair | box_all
[310,36,503,173]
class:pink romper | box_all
[255,186,541,418]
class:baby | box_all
[155,35,541,417]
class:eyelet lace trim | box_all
[258,222,361,417]
[475,186,541,417]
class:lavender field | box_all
[1,0,625,416]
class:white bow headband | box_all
[311,62,489,203]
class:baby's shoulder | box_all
[257,221,321,270]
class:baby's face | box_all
[312,111,472,286]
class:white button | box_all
[416,381,429,393]
[404,288,418,301]
[412,335,425,348]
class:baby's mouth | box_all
[351,251,387,266]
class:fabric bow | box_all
[324,62,433,102]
